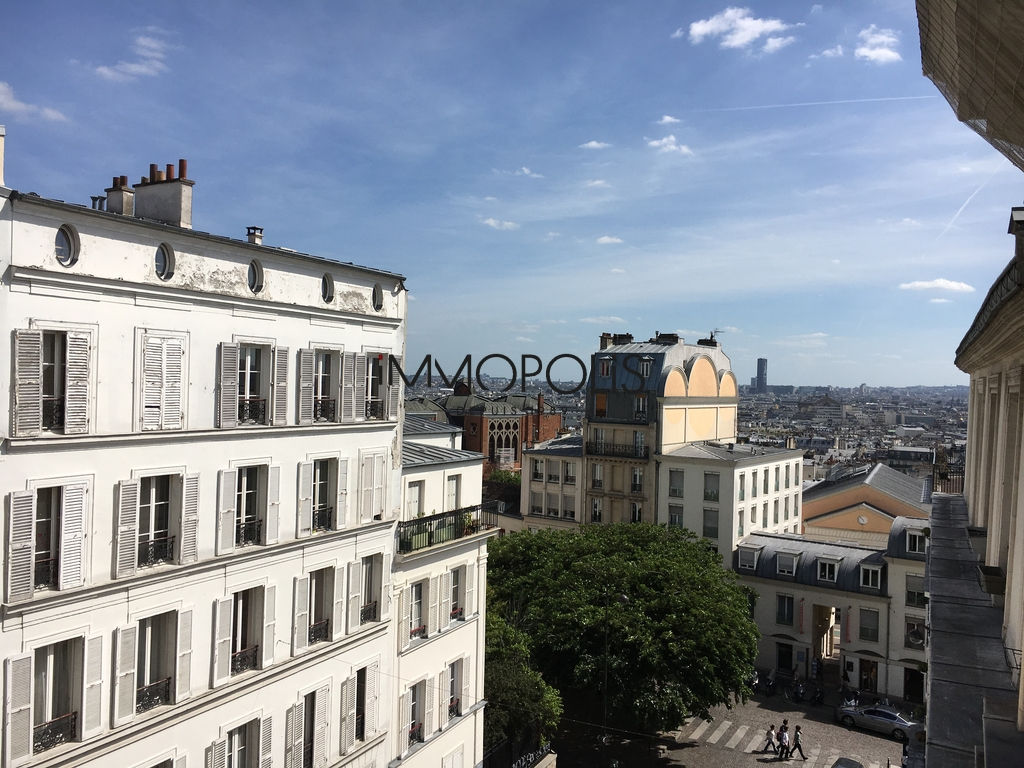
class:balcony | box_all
[42,396,65,430]
[396,501,499,554]
[408,722,423,747]
[564,475,576,485]
[136,677,172,714]
[530,506,544,516]
[366,398,385,420]
[630,483,643,494]
[591,479,603,489]
[230,645,259,675]
[669,487,684,498]
[449,697,462,719]
[237,397,267,424]
[532,472,543,481]
[703,489,720,503]
[138,536,174,567]
[360,601,379,624]
[235,518,262,547]
[33,711,77,754]
[547,473,560,484]
[450,606,464,621]
[34,557,58,590]
[308,618,330,645]
[313,397,336,422]
[586,441,649,459]
[312,504,333,533]
[562,510,576,520]
[410,624,427,640]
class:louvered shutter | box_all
[142,335,164,430]
[297,461,313,537]
[112,625,137,727]
[465,562,476,618]
[372,453,385,519]
[285,700,304,768]
[424,679,434,735]
[262,585,276,669]
[115,479,140,578]
[313,683,330,766]
[354,354,367,420]
[292,575,310,655]
[273,347,289,426]
[381,553,392,620]
[211,597,233,687]
[59,483,87,590]
[216,469,237,556]
[13,330,42,436]
[399,586,411,651]
[163,337,184,429]
[332,567,346,641]
[398,691,409,754]
[341,353,355,422]
[440,570,452,631]
[359,455,373,523]
[298,349,314,425]
[63,331,90,434]
[6,491,35,604]
[179,474,200,565]
[217,343,239,429]
[336,459,349,530]
[427,576,439,637]
[176,608,193,703]
[82,633,104,737]
[387,355,402,420]
[206,738,227,768]
[259,715,273,768]
[437,670,449,730]
[340,675,356,753]
[347,559,362,632]
[462,656,472,712]
[5,653,33,767]
[265,465,281,545]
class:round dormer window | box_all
[247,260,264,294]
[372,283,384,312]
[55,225,79,267]
[155,243,175,281]
[322,273,335,303]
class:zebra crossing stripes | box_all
[706,720,732,744]
[688,718,712,740]
[725,724,748,749]
[743,730,764,753]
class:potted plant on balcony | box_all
[462,511,479,535]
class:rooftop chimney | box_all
[612,333,634,345]
[106,175,135,216]
[133,158,193,228]
[599,332,613,350]
[247,226,264,245]
[0,125,5,187]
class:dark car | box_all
[836,704,920,741]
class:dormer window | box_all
[907,530,926,554]
[861,565,881,589]
[777,553,797,576]
[599,356,612,377]
[639,356,653,378]
[818,558,839,583]
[738,547,758,570]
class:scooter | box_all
[841,686,860,707]
[811,685,825,705]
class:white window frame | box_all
[817,558,839,583]
[861,565,881,589]
[777,552,797,576]
[738,547,758,570]
[134,328,189,432]
[907,530,927,554]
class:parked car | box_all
[836,704,920,741]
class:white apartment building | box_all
[517,434,583,532]
[0,145,483,768]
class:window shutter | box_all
[5,653,33,767]
[179,473,200,565]
[259,715,273,768]
[398,691,409,754]
[163,336,184,429]
[285,700,304,768]
[340,675,356,753]
[354,354,367,420]
[313,683,330,766]
[332,567,346,641]
[265,465,281,545]
[365,660,379,737]
[437,671,448,730]
[440,570,452,630]
[211,597,233,687]
[63,331,91,434]
[387,355,402,420]
[262,585,276,669]
[424,680,434,735]
[341,352,355,422]
[372,452,385,519]
[273,347,289,426]
[381,553,392,621]
[6,491,35,604]
[142,335,164,431]
[59,483,87,590]
[347,560,362,632]
[336,459,349,530]
[359,455,373,523]
[399,586,411,652]
[112,625,137,727]
[13,330,42,437]
[115,479,140,579]
[292,575,310,655]
[464,562,476,618]
[462,656,472,711]
[216,469,237,556]
[428,576,439,637]
[176,608,193,703]
[298,349,314,425]
[174,756,187,768]
[217,343,239,429]
[297,461,313,537]
[82,633,104,737]
[205,738,227,768]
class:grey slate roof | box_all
[401,441,484,469]
[435,394,524,415]
[887,516,928,561]
[522,433,583,458]
[735,533,887,595]
[662,441,802,465]
[403,416,461,435]
[803,463,929,510]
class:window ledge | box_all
[387,700,486,767]
[400,614,478,656]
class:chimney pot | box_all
[247,226,264,245]
[149,163,158,181]
[112,176,119,189]
[155,170,165,182]
[178,158,187,179]
[166,163,175,181]
[119,175,128,187]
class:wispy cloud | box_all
[775,331,829,348]
[763,36,796,54]
[96,32,172,81]
[647,134,694,155]
[929,298,952,304]
[691,95,934,113]
[544,232,561,240]
[657,115,681,124]
[482,217,520,231]
[938,167,1000,239]
[855,25,901,64]
[596,235,623,244]
[579,140,610,149]
[899,278,974,292]
[610,267,626,274]
[514,166,543,178]
[810,44,844,59]
[515,336,535,343]
[580,315,626,324]
[687,7,798,51]
[0,82,67,122]
[585,179,610,188]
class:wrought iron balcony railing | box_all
[562,510,576,520]
[308,618,330,645]
[591,479,603,489]
[586,441,649,459]
[630,483,643,494]
[230,645,259,675]
[312,504,333,532]
[703,489,720,502]
[669,487,684,498]
[237,397,267,424]
[313,397,337,422]
[138,536,175,567]
[564,475,576,485]
[529,506,543,516]
[408,722,423,747]
[546,508,559,517]
[42,397,65,430]
[360,601,379,624]
[448,697,462,719]
[34,557,58,589]
[33,711,77,754]
[547,474,560,483]
[450,606,464,621]
[235,518,262,547]
[367,398,385,420]
[396,501,499,554]
[532,471,543,481]
[136,677,172,713]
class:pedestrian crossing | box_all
[675,717,893,768]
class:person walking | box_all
[777,725,790,760]
[791,725,807,759]
[763,724,778,754]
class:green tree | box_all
[487,524,759,731]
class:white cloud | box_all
[821,44,844,58]
[96,33,172,81]
[929,298,952,304]
[482,217,520,231]
[898,278,974,292]
[585,179,610,188]
[0,82,67,122]
[647,134,694,155]
[775,332,829,348]
[580,315,626,324]
[658,115,681,124]
[596,235,623,244]
[483,195,498,202]
[544,231,561,240]
[855,25,902,64]
[514,166,543,178]
[688,7,796,51]
[579,140,610,149]
[763,36,796,53]
[610,267,626,274]
[515,336,535,343]
[810,4,824,13]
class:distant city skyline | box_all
[1,2,1012,386]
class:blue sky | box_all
[2,2,1017,387]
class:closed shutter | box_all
[298,348,314,425]
[211,597,233,687]
[216,469,237,556]
[63,331,90,434]
[262,585,276,669]
[341,352,355,422]
[285,700,304,768]
[5,653,33,767]
[462,656,472,711]
[367,659,380,735]
[6,491,35,604]
[179,473,200,565]
[372,453,385,519]
[313,683,330,766]
[354,354,367,420]
[115,479,140,579]
[259,715,273,768]
[112,625,137,727]
[217,343,239,429]
[265,465,281,545]
[399,586,411,651]
[336,459,349,530]
[387,355,402,420]
[380,554,392,620]
[465,561,476,617]
[82,633,104,737]
[332,567,346,641]
[175,608,193,703]
[440,570,452,630]
[59,483,87,590]
[359,455,373,523]
[340,675,356,753]
[141,335,165,431]
[347,559,362,632]
[398,690,410,754]
[174,755,187,768]
[437,670,449,730]
[13,330,42,437]
[297,461,313,537]
[424,680,434,736]
[273,347,289,426]
[205,737,227,768]
[163,336,184,429]
[428,576,439,637]
[292,575,310,655]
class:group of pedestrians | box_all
[762,719,806,760]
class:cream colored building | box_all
[517,434,584,533]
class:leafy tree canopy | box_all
[487,524,759,731]
[487,470,522,486]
